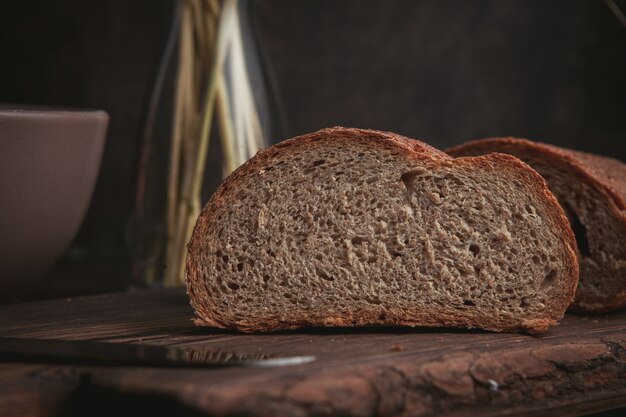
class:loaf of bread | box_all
[447,138,626,313]
[186,128,578,333]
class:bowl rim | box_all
[0,103,108,118]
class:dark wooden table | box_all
[0,289,625,417]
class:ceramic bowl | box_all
[0,105,108,302]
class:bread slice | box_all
[447,138,626,313]
[186,127,578,333]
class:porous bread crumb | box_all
[186,128,578,333]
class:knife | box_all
[0,336,316,368]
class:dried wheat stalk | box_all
[163,0,267,286]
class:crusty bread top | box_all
[199,127,451,226]
[447,137,626,212]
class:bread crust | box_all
[447,138,626,312]
[186,128,578,333]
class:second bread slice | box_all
[447,137,626,312]
[186,127,578,333]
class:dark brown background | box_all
[1,0,624,298]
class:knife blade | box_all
[0,336,316,368]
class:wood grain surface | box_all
[0,289,625,417]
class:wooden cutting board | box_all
[0,288,625,417]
